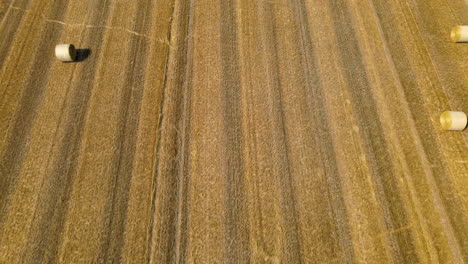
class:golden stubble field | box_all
[0,0,467,263]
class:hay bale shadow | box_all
[75,49,91,62]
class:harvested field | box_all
[0,0,467,262]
